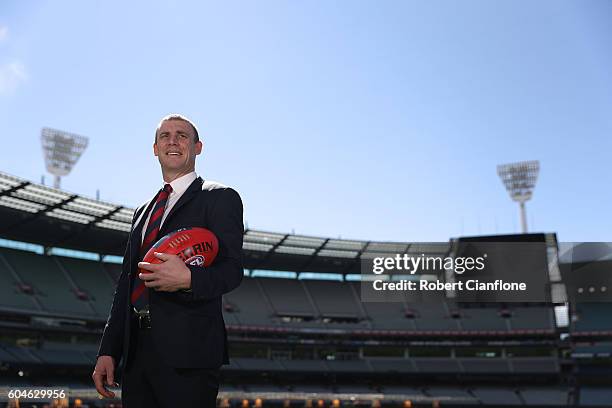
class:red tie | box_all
[131,184,173,311]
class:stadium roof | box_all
[0,171,450,273]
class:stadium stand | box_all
[472,387,523,405]
[358,290,417,330]
[54,256,115,317]
[223,276,272,326]
[1,171,610,407]
[303,279,363,318]
[258,277,316,317]
[519,388,568,405]
[426,386,473,400]
[573,303,612,332]
[510,306,556,330]
[0,250,40,311]
[460,307,509,331]
[580,388,612,406]
[102,261,122,283]
[0,247,95,316]
[29,341,92,366]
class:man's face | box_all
[153,119,203,176]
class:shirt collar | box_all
[164,172,197,196]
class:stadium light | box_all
[41,127,89,189]
[497,160,539,233]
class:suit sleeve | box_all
[187,187,244,300]
[96,207,141,362]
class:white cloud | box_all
[0,26,26,95]
[0,61,27,95]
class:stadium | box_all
[0,170,611,407]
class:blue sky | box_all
[1,0,611,242]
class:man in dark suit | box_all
[92,114,243,407]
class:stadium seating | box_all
[0,250,40,311]
[459,357,510,373]
[573,342,612,356]
[302,279,363,318]
[520,388,568,405]
[412,300,461,331]
[425,387,476,405]
[279,360,328,372]
[460,308,509,331]
[325,359,371,373]
[0,248,95,316]
[223,276,273,326]
[245,383,288,393]
[0,344,28,364]
[510,307,555,330]
[379,385,425,398]
[413,357,461,373]
[426,386,473,399]
[573,303,612,332]
[367,359,415,373]
[55,256,116,317]
[0,172,598,407]
[0,244,568,407]
[334,384,376,394]
[510,357,559,373]
[290,384,332,393]
[358,297,417,330]
[103,262,122,283]
[472,387,522,405]
[258,277,316,316]
[0,246,561,339]
[0,341,98,367]
[232,358,285,371]
[579,388,612,406]
[0,343,42,364]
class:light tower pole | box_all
[497,160,540,233]
[41,128,89,189]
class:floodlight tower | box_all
[497,160,540,233]
[41,128,89,189]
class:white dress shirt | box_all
[140,172,198,244]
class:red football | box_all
[140,227,219,273]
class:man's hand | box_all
[138,252,191,292]
[92,355,117,398]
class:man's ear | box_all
[153,142,159,157]
[195,140,203,156]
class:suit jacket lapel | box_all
[129,195,158,267]
[159,176,203,234]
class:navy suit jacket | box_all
[97,177,243,370]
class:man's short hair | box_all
[155,114,200,143]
